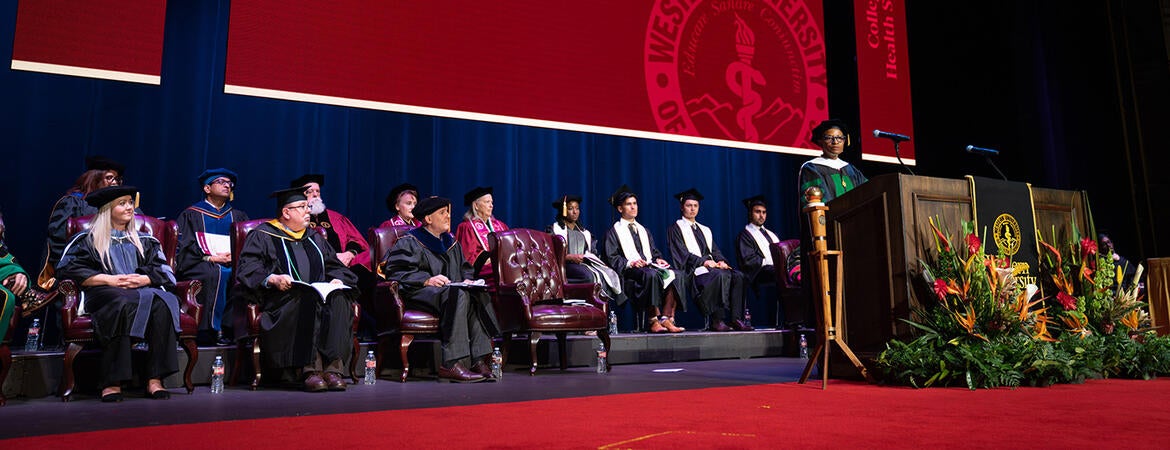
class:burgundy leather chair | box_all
[0,303,17,406]
[58,215,203,401]
[228,219,361,389]
[488,229,611,375]
[770,239,803,328]
[368,225,440,382]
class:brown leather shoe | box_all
[663,317,686,333]
[707,321,731,332]
[470,357,495,379]
[303,373,327,392]
[649,318,668,333]
[437,362,486,383]
[323,372,347,391]
[731,319,755,331]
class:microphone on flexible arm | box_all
[965,145,1008,180]
[872,130,915,175]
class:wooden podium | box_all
[823,173,1092,362]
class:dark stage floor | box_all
[0,356,809,439]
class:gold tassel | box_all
[561,196,568,217]
[230,190,234,202]
[134,192,140,209]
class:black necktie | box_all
[692,224,711,259]
[629,223,648,260]
[760,226,776,244]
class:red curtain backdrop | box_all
[853,0,915,164]
[224,0,828,156]
[10,0,168,84]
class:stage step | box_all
[2,329,803,399]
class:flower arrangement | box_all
[875,218,1170,388]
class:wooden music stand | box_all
[798,187,872,388]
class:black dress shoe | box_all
[100,392,124,403]
[707,321,732,332]
[437,363,486,383]
[731,319,755,331]
[146,389,171,400]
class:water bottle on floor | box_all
[608,310,619,335]
[596,342,608,374]
[364,350,377,385]
[744,307,752,326]
[25,318,41,352]
[491,347,503,380]
[210,356,225,394]
[799,334,809,359]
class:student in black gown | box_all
[384,196,500,383]
[56,186,180,402]
[233,187,358,392]
[666,188,750,331]
[546,195,624,305]
[735,195,783,288]
[602,185,688,333]
[174,168,249,345]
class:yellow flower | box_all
[1120,310,1140,331]
[1061,312,1092,339]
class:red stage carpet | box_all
[5,378,1170,449]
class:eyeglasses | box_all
[104,174,124,183]
[284,204,310,211]
[211,179,235,188]
[821,136,846,143]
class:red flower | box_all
[1056,291,1078,310]
[933,279,949,301]
[1080,237,1097,259]
[965,233,982,255]
[1102,323,1114,335]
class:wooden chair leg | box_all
[0,344,10,406]
[180,337,198,393]
[598,328,612,372]
[556,332,568,371]
[250,337,262,390]
[528,331,542,376]
[60,342,83,401]
[399,334,414,383]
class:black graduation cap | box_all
[290,174,325,188]
[85,185,139,208]
[608,184,637,207]
[386,183,419,212]
[674,188,704,203]
[198,168,238,186]
[269,186,308,209]
[85,156,126,175]
[463,186,493,206]
[742,195,767,210]
[414,196,451,218]
[810,119,850,144]
[552,194,583,217]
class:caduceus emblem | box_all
[725,14,766,142]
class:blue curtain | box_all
[0,0,809,280]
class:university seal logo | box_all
[992,213,1022,257]
[644,0,828,148]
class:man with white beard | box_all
[289,174,371,271]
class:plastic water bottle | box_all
[799,333,809,359]
[743,307,752,326]
[596,342,608,374]
[608,310,619,335]
[25,319,41,352]
[363,350,377,385]
[491,347,503,380]
[210,356,225,394]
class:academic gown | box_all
[175,201,249,333]
[0,239,29,343]
[455,216,509,277]
[602,224,688,312]
[547,221,625,304]
[384,227,499,365]
[380,215,420,228]
[308,209,372,270]
[798,157,867,204]
[234,221,358,370]
[736,225,779,285]
[56,230,181,386]
[666,221,746,320]
[37,193,97,289]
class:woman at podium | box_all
[798,119,867,204]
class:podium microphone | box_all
[873,130,911,142]
[872,130,915,175]
[965,145,1008,180]
[965,145,1000,156]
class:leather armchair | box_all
[58,215,203,401]
[368,225,439,382]
[770,239,804,329]
[228,219,361,389]
[488,229,611,375]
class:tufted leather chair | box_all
[368,225,440,382]
[770,239,804,329]
[58,215,203,401]
[488,229,611,375]
[228,219,361,389]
